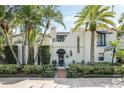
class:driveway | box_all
[0,77,124,88]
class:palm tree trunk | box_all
[22,45,26,65]
[28,45,34,64]
[5,33,22,67]
[34,28,48,63]
[22,23,28,65]
[112,53,114,64]
[90,31,95,63]
[112,47,116,64]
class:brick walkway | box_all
[56,69,66,78]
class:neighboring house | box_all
[11,32,51,65]
[50,27,117,67]
[12,27,117,67]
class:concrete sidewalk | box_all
[0,77,124,88]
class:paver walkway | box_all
[56,69,66,78]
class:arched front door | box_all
[56,49,66,67]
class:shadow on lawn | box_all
[0,78,27,84]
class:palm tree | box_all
[74,5,116,63]
[14,5,43,64]
[34,5,66,63]
[112,5,114,13]
[117,13,124,37]
[109,41,120,64]
[0,5,22,67]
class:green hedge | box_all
[67,63,124,78]
[38,46,50,64]
[22,64,56,78]
[4,45,18,64]
[0,64,17,74]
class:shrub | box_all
[116,49,124,63]
[114,65,124,74]
[66,63,124,78]
[0,64,17,74]
[22,64,56,77]
[92,65,114,74]
[41,64,56,71]
[52,60,57,67]
[83,65,94,74]
[22,65,39,74]
[38,46,51,64]
[66,69,82,78]
[4,45,18,64]
[89,62,112,66]
[40,71,55,78]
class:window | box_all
[70,50,72,57]
[98,53,104,61]
[97,33,106,46]
[56,35,66,42]
[77,36,80,53]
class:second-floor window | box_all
[56,35,65,42]
[97,33,106,46]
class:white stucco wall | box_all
[51,28,117,65]
[51,30,85,66]
[95,31,117,62]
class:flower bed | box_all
[66,63,124,78]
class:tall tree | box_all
[117,13,124,37]
[14,5,43,64]
[34,5,66,63]
[74,5,116,63]
[109,41,119,64]
[0,5,22,67]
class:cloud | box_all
[64,15,74,23]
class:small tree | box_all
[109,41,120,64]
[116,49,124,63]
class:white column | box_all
[34,45,38,65]
[16,44,22,66]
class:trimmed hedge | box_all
[67,63,124,78]
[4,45,18,64]
[22,64,56,78]
[0,64,17,74]
[38,46,51,64]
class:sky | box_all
[53,5,124,32]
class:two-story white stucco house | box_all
[50,27,117,67]
[12,27,117,67]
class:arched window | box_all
[77,36,80,53]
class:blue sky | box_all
[53,5,124,32]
